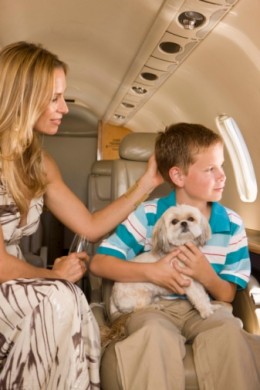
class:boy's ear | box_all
[169,167,184,186]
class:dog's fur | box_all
[110,204,219,319]
[100,204,220,347]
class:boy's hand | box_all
[174,242,214,286]
[150,250,191,295]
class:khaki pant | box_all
[108,300,260,390]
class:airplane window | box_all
[216,115,257,203]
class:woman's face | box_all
[34,67,69,135]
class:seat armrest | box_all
[232,275,260,335]
[39,246,48,268]
[91,303,107,327]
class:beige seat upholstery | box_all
[111,132,172,200]
[87,160,113,213]
[87,159,113,302]
[20,219,48,268]
[90,132,260,390]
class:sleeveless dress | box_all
[0,186,101,389]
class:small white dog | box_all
[110,204,219,319]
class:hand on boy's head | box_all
[147,154,164,187]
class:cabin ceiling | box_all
[0,0,259,134]
[0,0,169,120]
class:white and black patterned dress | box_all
[0,187,101,389]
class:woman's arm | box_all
[0,227,87,283]
[43,152,163,242]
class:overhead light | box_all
[178,11,205,30]
[121,102,135,108]
[132,86,147,95]
[140,72,158,81]
[114,114,125,120]
[159,41,181,54]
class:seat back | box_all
[87,159,113,301]
[20,219,48,268]
[87,159,113,212]
[103,132,172,318]
[111,132,172,201]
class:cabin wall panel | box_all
[43,136,97,203]
[43,135,98,249]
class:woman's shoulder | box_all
[42,150,62,182]
[42,150,56,166]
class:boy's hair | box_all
[155,123,223,184]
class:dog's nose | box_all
[181,221,188,231]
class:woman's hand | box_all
[138,154,164,194]
[52,252,89,283]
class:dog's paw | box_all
[212,303,222,312]
[149,302,163,310]
[199,303,221,319]
[200,309,213,319]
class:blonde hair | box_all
[0,41,68,213]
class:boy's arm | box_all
[174,243,238,302]
[174,209,250,304]
[202,271,237,302]
[90,254,152,283]
[90,252,191,294]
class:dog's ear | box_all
[152,216,172,253]
[196,215,211,246]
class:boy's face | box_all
[182,142,226,203]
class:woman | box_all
[0,41,162,389]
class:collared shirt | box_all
[97,191,250,289]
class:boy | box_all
[90,123,260,389]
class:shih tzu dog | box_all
[110,204,219,320]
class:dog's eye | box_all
[171,219,179,225]
[188,217,194,222]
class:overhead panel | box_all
[104,0,239,126]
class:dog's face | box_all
[152,204,211,253]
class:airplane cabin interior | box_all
[0,0,260,388]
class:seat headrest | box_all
[91,160,113,175]
[119,132,158,162]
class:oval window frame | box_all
[216,115,257,203]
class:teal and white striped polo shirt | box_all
[97,191,250,289]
